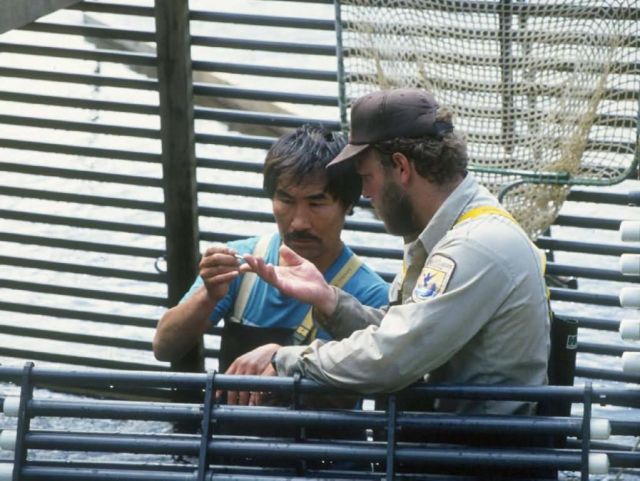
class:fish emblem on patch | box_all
[412,254,456,302]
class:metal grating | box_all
[0,0,166,371]
[0,0,636,392]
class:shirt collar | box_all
[417,173,480,254]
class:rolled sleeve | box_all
[275,345,308,376]
[313,287,386,339]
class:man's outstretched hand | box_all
[218,343,280,406]
[242,244,338,316]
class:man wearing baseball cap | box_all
[236,88,550,416]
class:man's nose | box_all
[290,204,311,230]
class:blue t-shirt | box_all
[181,233,389,341]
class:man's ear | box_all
[391,152,412,185]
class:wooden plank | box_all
[154,0,203,377]
[0,0,81,34]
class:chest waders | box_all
[215,235,366,463]
[218,234,363,373]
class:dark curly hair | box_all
[263,124,361,211]
[373,107,468,184]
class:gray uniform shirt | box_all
[275,173,550,414]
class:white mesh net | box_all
[339,0,639,239]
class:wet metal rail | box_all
[1,364,638,480]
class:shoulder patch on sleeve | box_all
[412,254,456,302]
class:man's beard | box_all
[375,178,419,237]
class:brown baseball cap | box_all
[328,88,453,167]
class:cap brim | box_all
[327,143,370,167]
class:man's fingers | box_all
[243,256,277,284]
[238,390,251,406]
[200,268,239,283]
[249,391,263,406]
[279,244,304,265]
[225,390,251,406]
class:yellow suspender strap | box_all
[292,254,364,345]
[231,234,273,323]
[457,205,546,274]
[455,205,517,226]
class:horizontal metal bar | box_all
[195,132,274,149]
[549,287,620,307]
[25,431,197,456]
[19,399,586,438]
[599,453,640,470]
[196,156,263,173]
[0,232,163,258]
[214,406,584,437]
[569,315,620,332]
[22,21,156,43]
[199,231,257,244]
[609,420,640,437]
[0,301,158,328]
[191,35,335,56]
[27,460,195,475]
[0,66,156,90]
[407,384,640,407]
[568,189,640,206]
[575,366,640,384]
[189,10,335,31]
[24,399,195,422]
[0,114,160,139]
[20,466,192,481]
[0,255,165,283]
[193,83,338,106]
[0,348,164,372]
[0,366,637,406]
[20,431,583,470]
[537,237,640,256]
[0,209,165,236]
[0,138,160,163]
[194,106,340,130]
[553,214,622,231]
[0,42,156,65]
[0,90,158,115]
[0,161,162,188]
[578,341,640,357]
[546,262,639,283]
[68,2,155,17]
[197,182,265,197]
[0,278,167,306]
[0,186,164,212]
[0,325,153,352]
[191,60,337,82]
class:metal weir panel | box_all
[0,1,167,372]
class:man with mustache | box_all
[153,124,389,403]
[242,89,550,417]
